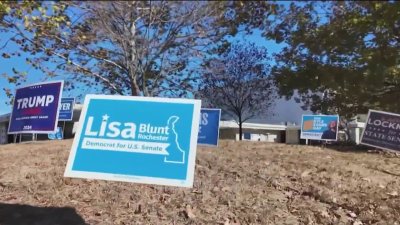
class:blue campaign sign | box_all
[48,127,64,140]
[300,114,339,141]
[8,81,64,134]
[59,98,75,121]
[64,95,201,187]
[361,110,400,152]
[198,108,221,146]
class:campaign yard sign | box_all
[59,98,75,121]
[48,127,64,140]
[8,81,64,134]
[360,110,400,152]
[198,108,221,146]
[64,95,201,187]
[301,115,339,141]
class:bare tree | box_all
[0,1,245,97]
[199,42,276,140]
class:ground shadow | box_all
[296,140,376,154]
[321,143,390,155]
[322,143,370,152]
[0,203,87,225]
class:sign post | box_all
[198,108,221,147]
[64,95,201,188]
[8,81,64,135]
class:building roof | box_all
[0,105,288,131]
[220,120,287,131]
[0,113,10,123]
[353,114,368,122]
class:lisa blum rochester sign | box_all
[64,94,201,187]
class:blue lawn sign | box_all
[8,81,64,134]
[198,108,221,146]
[59,98,75,121]
[300,114,339,141]
[48,127,64,140]
[64,95,201,188]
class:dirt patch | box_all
[0,140,399,224]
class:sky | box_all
[0,2,310,124]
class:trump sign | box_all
[8,81,64,134]
[198,108,221,146]
[64,95,201,187]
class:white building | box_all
[219,120,287,143]
[0,104,366,145]
[0,113,10,144]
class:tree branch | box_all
[11,23,123,94]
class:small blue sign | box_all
[300,114,339,141]
[8,81,64,134]
[59,98,75,121]
[198,108,221,146]
[48,127,64,140]
[64,95,201,187]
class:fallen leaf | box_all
[192,189,202,194]
[224,218,240,225]
[185,205,196,219]
[361,178,371,182]
[320,210,330,218]
[224,218,230,225]
[301,170,311,177]
[222,186,231,192]
[348,211,357,218]
[387,191,398,197]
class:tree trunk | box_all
[130,78,141,96]
[342,121,352,142]
[238,113,243,141]
[239,122,243,141]
[129,14,141,96]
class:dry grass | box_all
[0,140,400,225]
